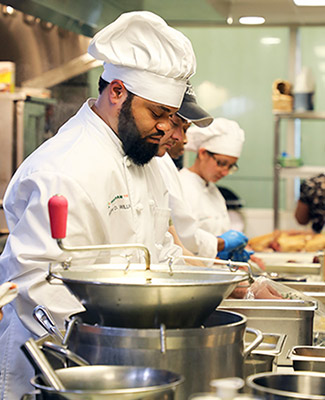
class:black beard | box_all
[118,93,159,166]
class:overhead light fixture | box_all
[293,0,325,5]
[260,37,281,45]
[239,16,265,25]
[2,5,15,16]
[227,16,233,25]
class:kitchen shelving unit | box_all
[273,111,325,229]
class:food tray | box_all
[253,252,321,278]
[289,346,325,372]
[220,299,316,366]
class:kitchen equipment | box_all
[23,365,183,400]
[245,332,286,356]
[23,330,183,400]
[34,307,263,400]
[48,263,250,329]
[244,353,276,379]
[220,299,316,365]
[253,252,321,277]
[244,333,286,378]
[22,338,66,391]
[289,346,325,372]
[46,195,252,329]
[246,371,325,399]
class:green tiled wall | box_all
[87,26,325,210]
[178,26,290,209]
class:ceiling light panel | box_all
[293,0,325,5]
[239,16,265,25]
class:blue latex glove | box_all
[220,230,248,251]
[231,249,254,262]
[217,249,231,260]
[217,248,254,262]
[217,230,248,259]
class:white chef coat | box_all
[156,154,219,258]
[179,168,231,239]
[0,99,182,399]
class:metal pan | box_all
[24,365,183,400]
[289,346,325,372]
[46,195,252,329]
[48,262,250,328]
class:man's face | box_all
[157,114,189,157]
[167,120,191,159]
[118,93,177,165]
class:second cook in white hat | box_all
[185,117,245,158]
[179,117,249,261]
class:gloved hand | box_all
[220,230,248,251]
[217,248,254,262]
[231,249,254,262]
[217,230,248,259]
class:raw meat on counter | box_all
[248,230,325,252]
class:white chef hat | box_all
[185,118,245,158]
[88,11,196,108]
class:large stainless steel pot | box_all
[22,365,183,400]
[54,309,262,400]
[246,371,325,400]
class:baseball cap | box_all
[177,82,213,127]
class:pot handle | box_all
[168,255,254,284]
[33,305,64,344]
[21,338,66,391]
[243,327,264,358]
[20,390,41,400]
[42,341,90,366]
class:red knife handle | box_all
[48,195,68,239]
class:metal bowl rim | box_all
[31,365,184,395]
[246,371,325,400]
[68,309,248,333]
[49,270,248,288]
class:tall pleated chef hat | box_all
[88,11,196,108]
[185,117,245,158]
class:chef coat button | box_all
[148,199,155,207]
[125,159,131,167]
[135,203,144,212]
[156,244,163,250]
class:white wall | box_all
[242,207,308,238]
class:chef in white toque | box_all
[0,11,196,398]
[179,118,249,261]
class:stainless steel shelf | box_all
[273,111,325,230]
[273,111,325,120]
[279,166,325,178]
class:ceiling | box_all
[1,0,325,37]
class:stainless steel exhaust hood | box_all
[0,5,102,87]
[1,0,143,37]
